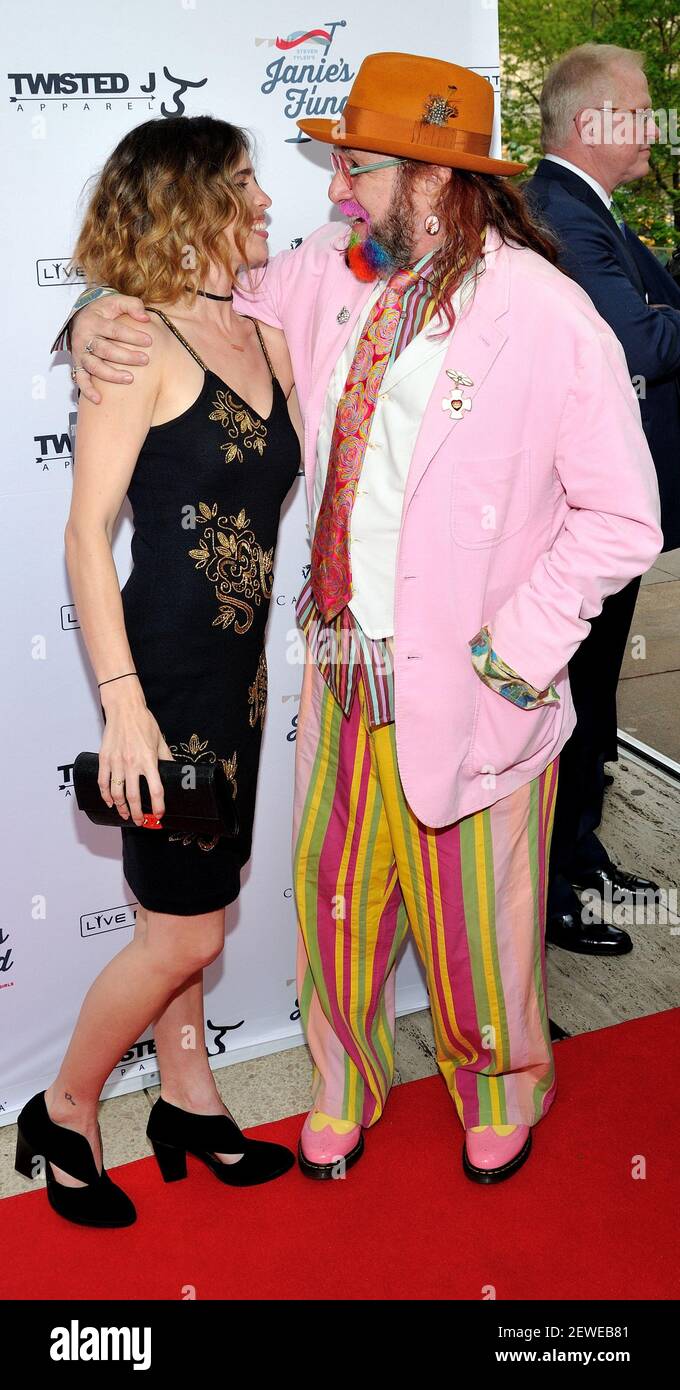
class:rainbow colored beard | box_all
[340,198,396,282]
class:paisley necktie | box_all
[311,265,416,621]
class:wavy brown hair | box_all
[72,115,256,304]
[395,163,564,331]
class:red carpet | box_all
[2,1008,679,1301]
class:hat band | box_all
[340,104,490,156]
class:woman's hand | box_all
[98,691,175,824]
[71,294,152,404]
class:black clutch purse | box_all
[73,751,239,838]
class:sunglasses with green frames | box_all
[330,150,405,177]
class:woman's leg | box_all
[151,970,220,1110]
[43,902,226,1184]
[150,964,244,1163]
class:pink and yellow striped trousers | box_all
[292,653,559,1130]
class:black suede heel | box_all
[14,1091,136,1228]
[147,1096,295,1187]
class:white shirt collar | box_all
[543,154,612,210]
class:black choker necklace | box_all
[196,289,233,301]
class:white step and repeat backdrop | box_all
[0,1,501,1121]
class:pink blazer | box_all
[234,223,663,826]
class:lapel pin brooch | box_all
[337,306,350,324]
[442,369,474,419]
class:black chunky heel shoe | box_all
[14,1091,136,1228]
[147,1096,295,1187]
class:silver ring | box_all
[85,337,96,355]
[70,365,79,382]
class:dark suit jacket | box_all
[524,158,680,551]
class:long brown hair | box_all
[399,164,564,330]
[72,115,255,304]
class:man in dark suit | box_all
[524,42,680,955]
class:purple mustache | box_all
[339,196,371,224]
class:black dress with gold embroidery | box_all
[114,309,300,915]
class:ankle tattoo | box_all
[64,1092,77,1107]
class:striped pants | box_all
[292,652,560,1130]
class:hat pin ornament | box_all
[442,368,473,419]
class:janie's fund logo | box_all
[256,19,354,141]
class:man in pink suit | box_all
[62,53,662,1184]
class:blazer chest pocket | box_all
[451,448,531,548]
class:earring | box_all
[424,213,440,235]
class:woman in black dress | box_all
[15,117,300,1227]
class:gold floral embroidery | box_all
[188,502,273,634]
[248,649,268,730]
[220,750,238,798]
[167,733,238,852]
[209,389,267,463]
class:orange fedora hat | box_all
[297,51,526,176]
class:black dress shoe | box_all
[572,864,660,899]
[147,1096,295,1187]
[15,1091,136,1228]
[546,911,632,955]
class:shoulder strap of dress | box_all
[146,307,208,372]
[243,316,277,381]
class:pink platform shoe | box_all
[462,1123,532,1184]
[298,1110,364,1181]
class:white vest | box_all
[313,270,476,638]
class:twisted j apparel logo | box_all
[8,66,207,116]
